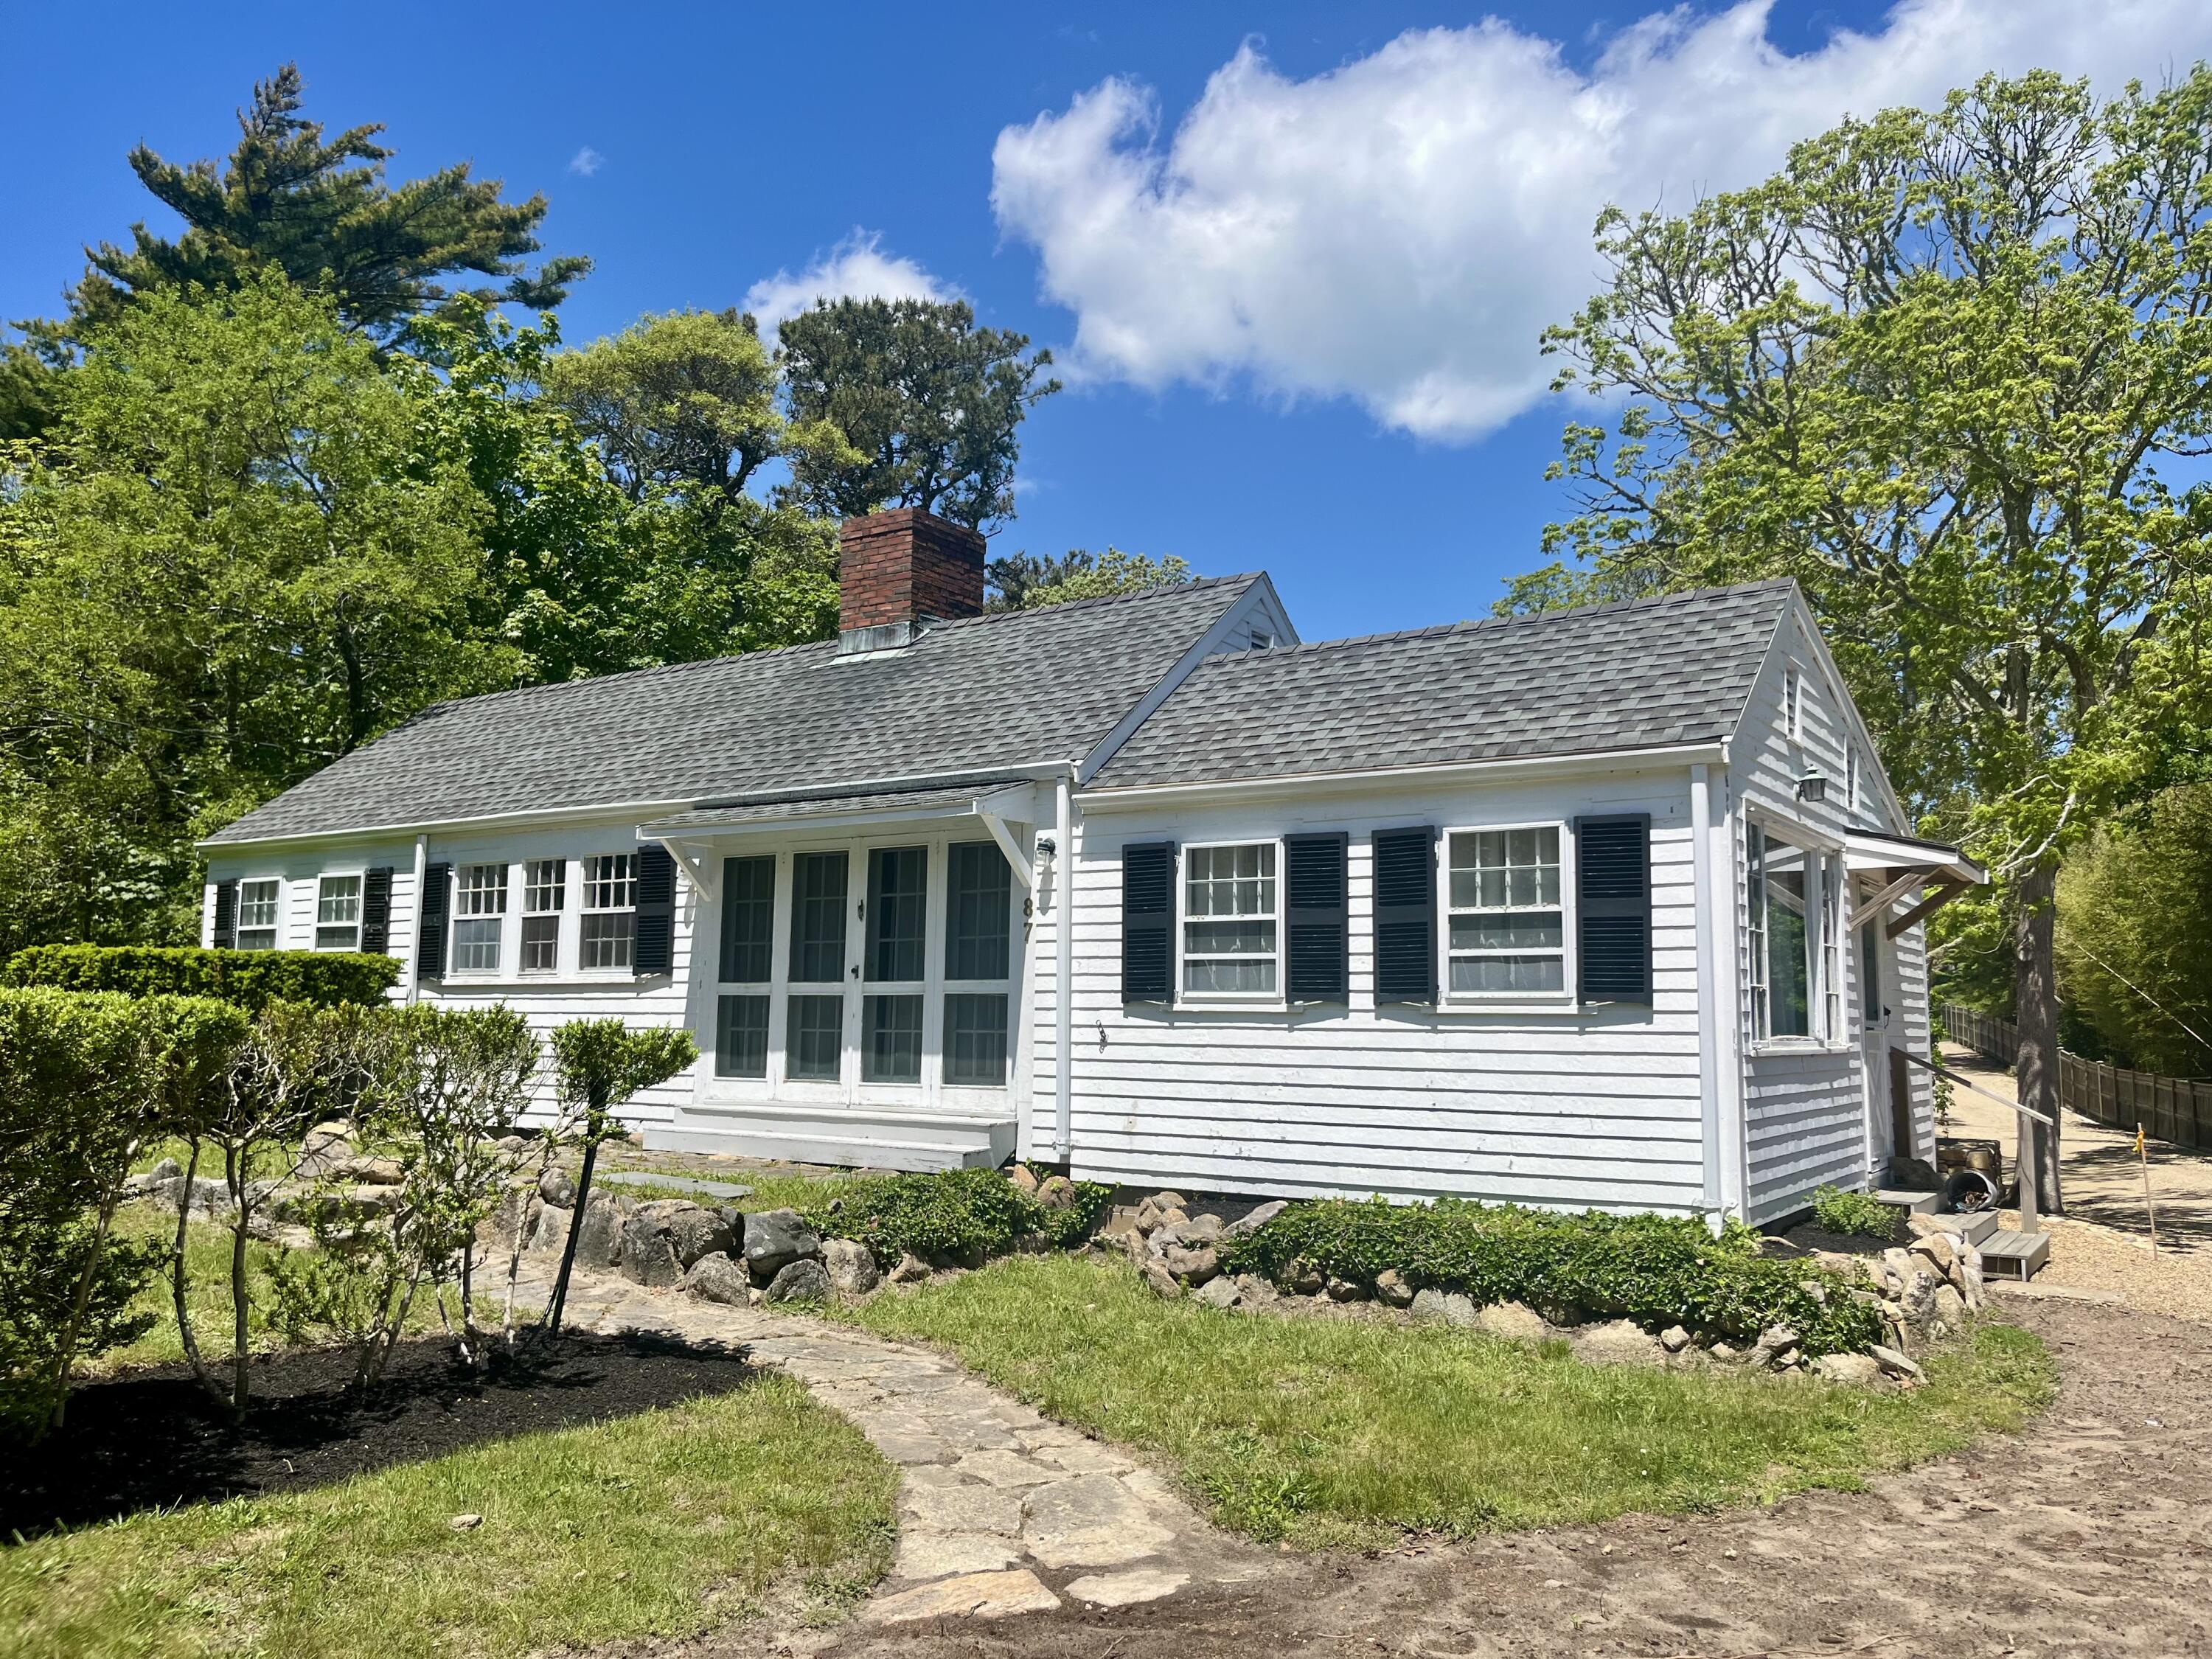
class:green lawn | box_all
[842,1253,2054,1548]
[0,1374,897,1659]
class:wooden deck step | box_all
[1913,1208,2000,1246]
[1977,1230,2051,1281]
[1875,1188,1943,1215]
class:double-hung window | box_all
[1445,826,1565,995]
[315,874,362,951]
[521,860,564,975]
[786,851,848,1081]
[944,841,1013,1086]
[1747,825,1815,1040]
[453,864,507,973]
[1182,843,1277,996]
[716,855,774,1079]
[237,879,280,950]
[581,855,636,972]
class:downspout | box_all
[1056,769,1075,1161]
[1691,765,1719,1214]
[404,833,427,1006]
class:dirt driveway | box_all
[765,1296,2210,1659]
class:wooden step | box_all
[1876,1188,1943,1215]
[643,1102,1015,1173]
[1976,1229,2051,1280]
[1912,1208,2000,1246]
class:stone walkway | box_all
[508,1261,1269,1626]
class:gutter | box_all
[1077,740,1731,809]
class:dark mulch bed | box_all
[4,1331,757,1538]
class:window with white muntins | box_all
[1748,824,1843,1044]
[581,854,637,972]
[1182,842,1278,995]
[237,878,280,950]
[315,874,362,951]
[453,863,508,973]
[1446,824,1566,995]
[521,859,564,974]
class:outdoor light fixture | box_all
[1797,773,1829,802]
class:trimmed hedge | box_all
[1218,1197,1885,1358]
[807,1166,1115,1266]
[1,944,399,1011]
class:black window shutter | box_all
[417,862,452,979]
[212,880,238,950]
[1371,827,1438,1003]
[359,866,394,955]
[1284,832,1349,1002]
[633,844,677,976]
[1121,841,1176,1002]
[1576,814,1652,1004]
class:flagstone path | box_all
[507,1262,1272,1626]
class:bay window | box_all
[237,879,280,950]
[1445,825,1565,995]
[1182,842,1278,995]
[315,874,362,952]
[452,864,507,972]
[581,854,636,972]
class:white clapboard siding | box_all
[1063,766,1711,1213]
[1729,605,1934,1222]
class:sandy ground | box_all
[1938,1044,2212,1321]
[756,1296,2211,1659]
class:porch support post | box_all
[1055,771,1075,1160]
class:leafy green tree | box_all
[1537,69,2212,1210]
[0,328,71,443]
[542,1019,697,1335]
[71,64,586,337]
[986,548,1196,611]
[2057,785,2212,1076]
[0,274,509,949]
[545,309,785,507]
[778,297,1060,530]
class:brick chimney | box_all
[838,507,987,651]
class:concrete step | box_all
[644,1102,1015,1174]
[1976,1229,2051,1281]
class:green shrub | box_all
[1810,1184,1900,1241]
[2,943,399,1010]
[1218,1197,1884,1358]
[807,1166,1115,1266]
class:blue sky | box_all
[6,0,2205,640]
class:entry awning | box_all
[1844,829,1988,938]
[638,779,1041,892]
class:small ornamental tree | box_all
[542,1020,696,1335]
[0,989,241,1436]
[173,1000,365,1419]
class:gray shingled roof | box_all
[1088,581,1796,790]
[209,577,1259,844]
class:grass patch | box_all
[842,1253,2053,1548]
[0,1373,897,1659]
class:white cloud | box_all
[568,145,604,177]
[743,230,950,331]
[992,0,2212,441]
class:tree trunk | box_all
[228,1144,251,1421]
[2013,860,2065,1217]
[172,1137,222,1408]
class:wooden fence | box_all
[1940,1004,2212,1154]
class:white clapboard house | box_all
[201,508,1983,1225]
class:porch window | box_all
[786,852,848,1082]
[1822,855,1845,1039]
[581,854,636,972]
[237,879,279,950]
[944,841,1013,1085]
[316,874,362,952]
[1183,842,1278,995]
[787,994,843,1080]
[452,865,507,972]
[1748,827,1814,1040]
[1445,825,1565,995]
[521,860,564,975]
[716,855,774,1079]
[862,846,928,1083]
